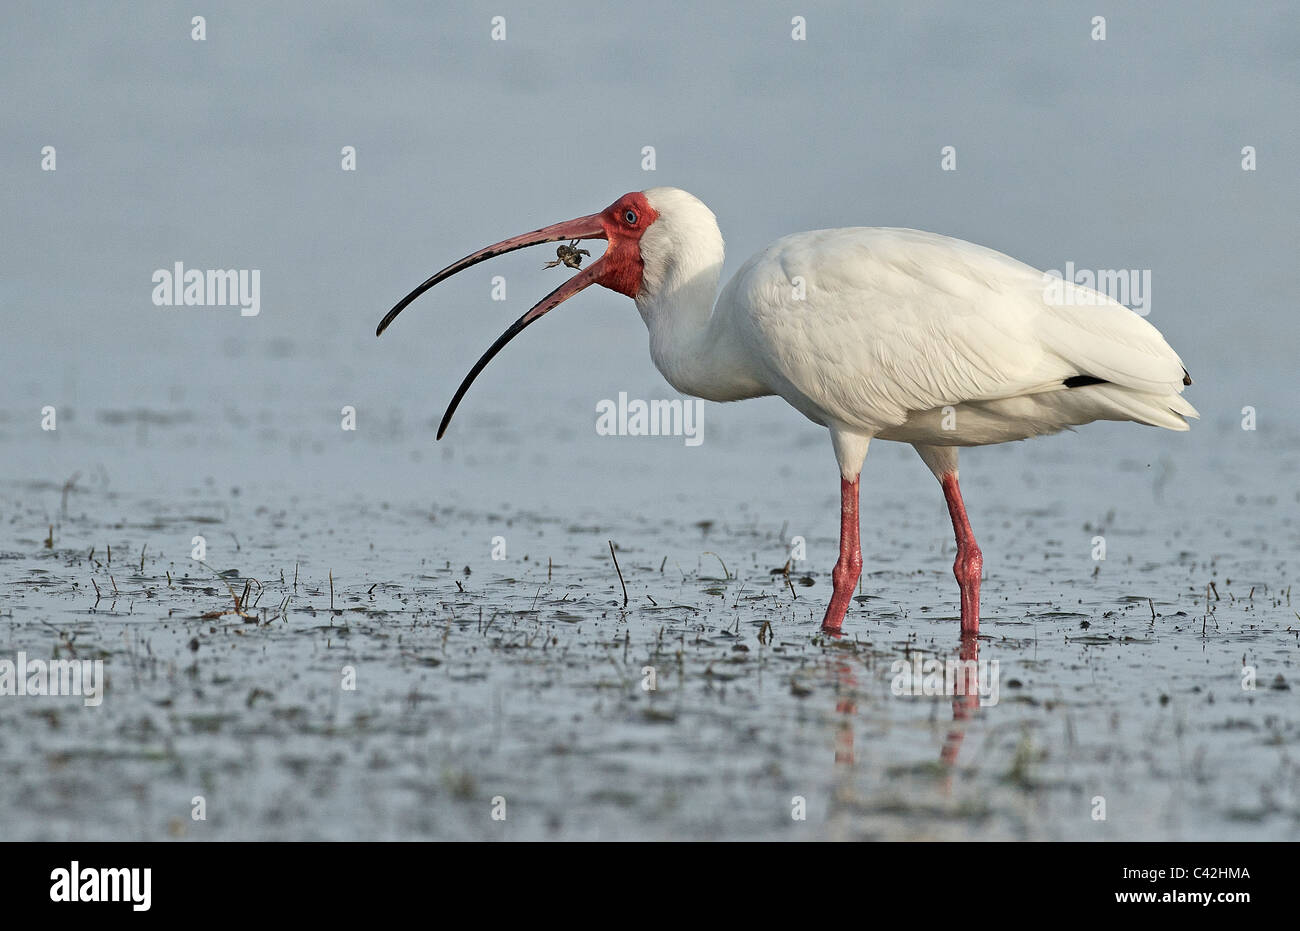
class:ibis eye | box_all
[624,209,638,224]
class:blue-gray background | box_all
[2,0,1296,508]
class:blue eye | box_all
[624,210,638,224]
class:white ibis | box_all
[378,188,1196,637]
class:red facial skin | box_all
[593,191,658,298]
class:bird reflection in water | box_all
[829,634,986,789]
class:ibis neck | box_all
[634,262,766,403]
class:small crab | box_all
[544,240,590,270]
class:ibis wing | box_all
[726,227,1192,434]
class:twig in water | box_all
[608,540,628,607]
[61,472,80,519]
[701,551,729,580]
[195,561,257,621]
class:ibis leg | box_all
[940,473,982,635]
[821,476,862,633]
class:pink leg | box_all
[940,473,982,636]
[821,476,862,633]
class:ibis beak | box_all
[376,213,609,439]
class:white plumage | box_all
[638,188,1196,468]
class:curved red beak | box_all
[377,212,609,439]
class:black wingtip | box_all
[1182,368,1193,386]
[1063,375,1107,388]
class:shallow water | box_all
[2,387,1297,841]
